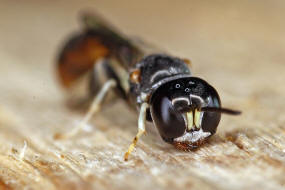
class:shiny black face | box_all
[150,77,221,144]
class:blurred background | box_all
[1,0,285,106]
[0,0,285,190]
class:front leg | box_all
[124,102,149,161]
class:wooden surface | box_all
[0,0,285,189]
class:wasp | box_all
[56,12,241,161]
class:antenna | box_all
[201,107,241,115]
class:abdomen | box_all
[57,31,110,88]
[56,13,143,106]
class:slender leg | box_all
[124,102,149,161]
[54,79,117,139]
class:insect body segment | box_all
[56,12,241,160]
[58,33,109,87]
[57,13,142,92]
[148,76,223,149]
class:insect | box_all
[56,12,241,161]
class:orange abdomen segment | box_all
[57,33,109,88]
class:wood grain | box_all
[0,0,285,189]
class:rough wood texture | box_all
[0,1,285,189]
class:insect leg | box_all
[54,79,117,139]
[124,102,149,161]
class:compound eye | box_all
[200,87,222,134]
[201,112,221,134]
[150,95,186,139]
